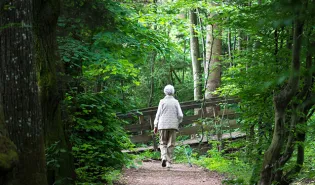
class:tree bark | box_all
[204,3,222,150]
[205,23,222,100]
[189,9,202,101]
[0,1,48,184]
[32,1,75,184]
[238,30,243,51]
[227,28,233,65]
[205,2,222,100]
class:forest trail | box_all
[117,160,223,185]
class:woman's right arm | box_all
[177,101,183,123]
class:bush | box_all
[66,92,133,184]
[193,146,252,184]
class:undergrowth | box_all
[193,148,251,184]
[130,137,315,185]
[66,93,134,184]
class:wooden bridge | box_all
[117,97,245,152]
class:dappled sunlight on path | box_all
[117,160,223,185]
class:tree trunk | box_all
[189,9,202,101]
[205,2,222,100]
[278,35,314,185]
[259,6,305,184]
[148,52,156,107]
[205,23,222,100]
[204,4,222,150]
[32,1,75,184]
[0,1,48,184]
[227,28,233,65]
[274,28,279,66]
[259,108,286,185]
[238,30,243,51]
[196,8,206,71]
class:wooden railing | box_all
[117,97,240,149]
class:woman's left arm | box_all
[154,101,162,128]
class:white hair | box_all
[164,85,175,95]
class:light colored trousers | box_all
[159,129,176,163]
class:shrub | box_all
[66,92,133,184]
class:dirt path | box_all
[117,160,223,185]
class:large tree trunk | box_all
[205,23,222,100]
[32,1,75,184]
[204,4,222,150]
[0,1,48,184]
[189,9,202,101]
[205,3,222,100]
[259,6,305,184]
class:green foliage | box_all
[173,145,194,164]
[66,93,134,183]
[294,116,315,181]
[103,169,122,185]
[301,141,315,179]
[45,141,67,170]
[55,0,315,184]
[137,150,161,161]
[57,1,170,184]
[120,0,195,108]
[193,146,252,184]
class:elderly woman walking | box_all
[153,85,183,169]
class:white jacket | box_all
[154,95,183,130]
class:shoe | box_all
[161,159,166,167]
[166,161,172,169]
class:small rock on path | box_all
[117,160,223,185]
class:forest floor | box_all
[116,160,223,185]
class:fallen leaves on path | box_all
[117,160,223,185]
